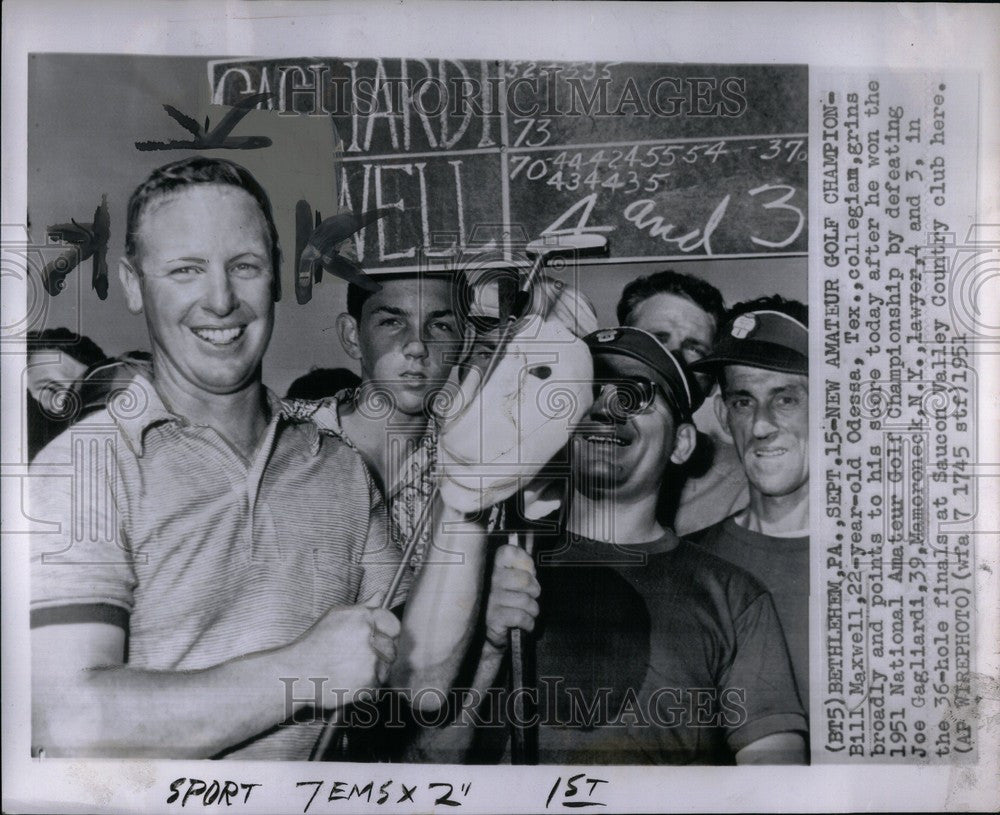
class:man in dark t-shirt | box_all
[689,518,809,711]
[690,298,810,705]
[455,327,806,765]
[521,522,805,764]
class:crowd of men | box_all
[29,157,810,765]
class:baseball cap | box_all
[690,310,808,376]
[584,326,704,421]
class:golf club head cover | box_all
[520,472,567,520]
[437,303,595,513]
[533,277,600,339]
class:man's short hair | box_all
[616,270,726,334]
[346,273,473,325]
[26,328,106,368]
[125,157,282,300]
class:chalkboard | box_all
[211,59,807,269]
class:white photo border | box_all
[2,2,997,813]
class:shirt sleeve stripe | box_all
[30,603,130,632]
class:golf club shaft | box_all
[509,527,537,765]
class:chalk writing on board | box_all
[211,59,807,268]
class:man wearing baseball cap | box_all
[460,326,806,765]
[690,296,810,710]
[616,269,749,536]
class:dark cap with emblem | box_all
[584,326,704,422]
[691,310,808,376]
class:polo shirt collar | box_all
[113,373,298,457]
[113,375,174,456]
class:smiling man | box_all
[689,296,810,708]
[28,158,490,760]
[462,327,806,765]
[616,270,749,536]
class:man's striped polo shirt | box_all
[29,375,407,760]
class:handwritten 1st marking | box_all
[545,775,609,809]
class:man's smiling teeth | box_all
[584,434,626,446]
[754,447,786,458]
[191,326,244,345]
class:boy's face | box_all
[349,277,463,416]
[120,184,275,397]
